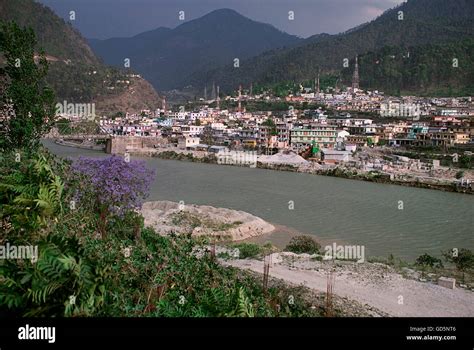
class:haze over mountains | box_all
[88,0,474,97]
[88,8,302,91]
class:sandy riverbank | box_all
[141,200,275,241]
[222,252,474,317]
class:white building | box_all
[178,136,200,149]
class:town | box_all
[54,63,474,193]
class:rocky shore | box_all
[141,200,275,241]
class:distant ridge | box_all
[88,8,302,91]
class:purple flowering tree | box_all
[71,155,155,237]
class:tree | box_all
[459,155,472,169]
[415,253,443,268]
[71,156,155,238]
[0,22,56,151]
[443,248,474,283]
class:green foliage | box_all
[0,21,56,151]
[443,248,474,273]
[189,0,474,95]
[55,118,72,135]
[45,62,129,103]
[87,230,321,317]
[0,0,99,65]
[459,155,472,169]
[0,233,107,317]
[455,171,465,179]
[0,151,64,233]
[0,149,107,317]
[0,148,325,318]
[415,253,444,269]
[231,242,263,259]
[284,235,321,255]
[341,40,474,96]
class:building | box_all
[177,136,200,149]
[345,134,379,147]
[290,124,337,149]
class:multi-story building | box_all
[290,124,337,149]
[345,134,379,147]
[415,131,469,147]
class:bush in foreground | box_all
[284,235,321,255]
[0,149,323,317]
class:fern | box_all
[235,287,255,317]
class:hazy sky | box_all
[38,0,403,39]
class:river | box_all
[43,140,474,260]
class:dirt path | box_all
[224,256,474,317]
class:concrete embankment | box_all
[54,139,105,151]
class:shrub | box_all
[231,243,263,259]
[88,229,321,317]
[71,155,155,237]
[0,152,64,234]
[284,235,320,254]
[0,233,107,317]
[415,253,443,268]
[443,248,474,282]
[0,150,107,317]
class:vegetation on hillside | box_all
[0,0,99,64]
[188,0,474,96]
[0,0,161,115]
[0,22,56,151]
[341,40,474,96]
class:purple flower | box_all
[71,155,156,216]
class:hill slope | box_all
[189,0,474,95]
[0,0,161,115]
[88,8,302,91]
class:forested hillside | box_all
[0,0,162,114]
[188,0,474,96]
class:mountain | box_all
[88,8,302,91]
[0,0,98,65]
[0,0,162,115]
[189,0,474,95]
